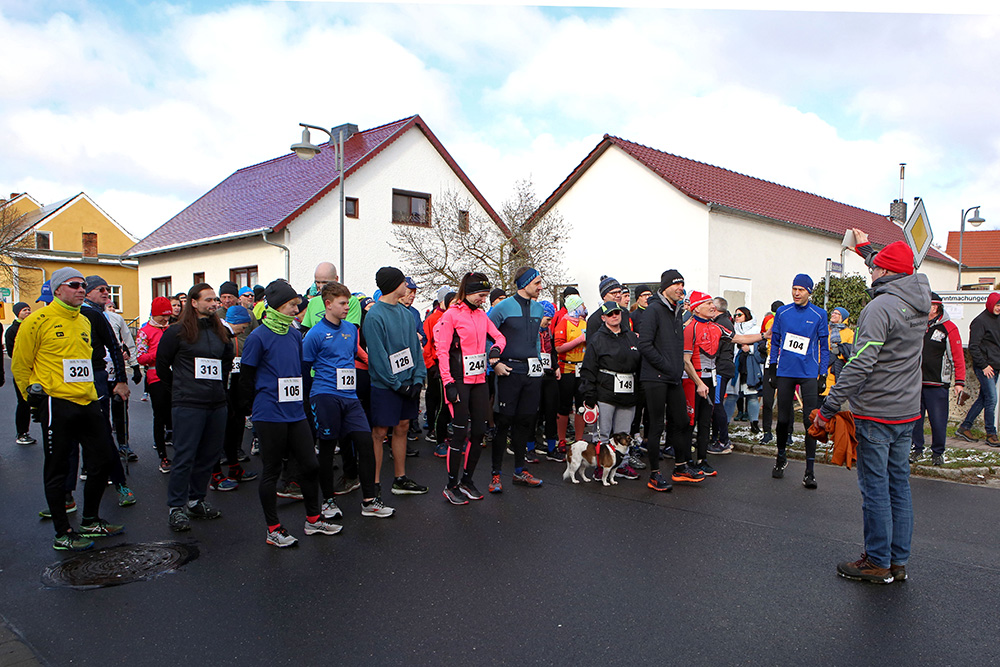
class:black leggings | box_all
[14,384,31,435]
[540,374,558,443]
[148,380,171,459]
[111,392,129,447]
[319,431,377,499]
[761,366,777,434]
[629,383,649,438]
[447,382,489,487]
[557,374,583,415]
[644,381,690,470]
[692,376,714,462]
[214,376,247,475]
[425,366,451,443]
[256,420,321,526]
[492,413,534,474]
[775,376,818,470]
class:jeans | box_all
[855,419,914,568]
[960,367,999,436]
[911,385,949,456]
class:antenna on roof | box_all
[899,163,906,201]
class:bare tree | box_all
[389,179,568,296]
[0,199,40,288]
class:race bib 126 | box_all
[389,348,414,375]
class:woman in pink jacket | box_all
[433,272,506,504]
[136,296,174,473]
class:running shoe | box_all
[760,432,773,445]
[772,457,787,479]
[512,470,543,487]
[321,498,343,520]
[39,496,77,519]
[391,477,428,495]
[697,460,717,477]
[158,457,172,474]
[79,518,124,538]
[361,497,395,518]
[187,500,222,519]
[988,435,1000,447]
[79,470,88,481]
[250,437,260,456]
[276,482,303,500]
[524,449,541,464]
[908,449,921,465]
[458,480,484,500]
[304,518,342,536]
[266,526,299,548]
[169,507,190,532]
[545,449,565,462]
[228,465,258,482]
[615,464,639,480]
[660,446,674,459]
[707,441,732,455]
[443,486,469,505]
[955,427,978,443]
[333,476,361,495]
[237,448,250,462]
[115,484,137,507]
[16,433,36,446]
[210,474,239,492]
[426,432,437,444]
[931,454,944,466]
[837,553,893,584]
[405,446,420,457]
[434,442,449,458]
[647,471,672,492]
[118,445,138,462]
[488,474,503,494]
[407,431,419,442]
[802,471,818,489]
[671,465,705,483]
[53,531,94,552]
[627,451,646,470]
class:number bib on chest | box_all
[541,355,552,370]
[389,348,414,375]
[782,333,810,356]
[527,357,543,377]
[278,377,303,402]
[337,368,356,391]
[614,372,634,394]
[194,357,222,380]
[63,359,93,383]
[232,357,241,374]
[463,353,487,377]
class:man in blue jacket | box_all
[768,273,829,489]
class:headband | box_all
[514,268,539,290]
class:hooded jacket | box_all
[637,292,685,385]
[968,292,1000,371]
[433,300,506,386]
[922,308,965,387]
[156,318,234,409]
[580,323,641,407]
[820,272,932,423]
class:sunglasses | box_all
[62,281,87,290]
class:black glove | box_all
[584,396,597,410]
[27,383,46,423]
[408,383,423,400]
[396,384,412,399]
[132,366,143,385]
[817,375,827,394]
[445,383,460,404]
[768,371,777,389]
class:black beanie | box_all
[264,279,299,310]
[770,300,784,313]
[253,285,265,302]
[634,284,652,299]
[376,266,405,295]
[84,275,109,294]
[12,301,29,318]
[489,288,505,304]
[659,269,684,290]
[444,291,457,308]
[219,281,238,297]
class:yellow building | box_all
[0,192,139,325]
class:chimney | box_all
[329,123,359,144]
[890,199,907,223]
[82,232,98,259]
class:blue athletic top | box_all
[488,294,543,375]
[241,325,307,422]
[302,316,357,399]
[768,302,830,379]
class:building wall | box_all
[547,145,711,310]
[956,269,999,290]
[286,126,497,298]
[136,236,286,318]
[37,198,135,255]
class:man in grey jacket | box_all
[813,237,931,585]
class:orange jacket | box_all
[809,409,857,469]
[423,307,445,368]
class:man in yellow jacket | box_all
[12,267,124,552]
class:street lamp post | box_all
[291,123,346,285]
[957,206,986,290]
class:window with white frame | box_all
[108,285,122,312]
[35,231,51,250]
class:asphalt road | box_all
[1,358,999,667]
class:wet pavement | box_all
[2,361,1000,666]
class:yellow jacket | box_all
[12,300,99,405]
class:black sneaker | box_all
[458,480,484,500]
[696,460,717,477]
[237,448,250,462]
[405,446,420,457]
[391,476,428,495]
[802,471,817,489]
[931,454,944,466]
[442,486,469,505]
[169,507,191,532]
[909,449,921,465]
[524,449,541,464]
[772,457,787,479]
[187,500,222,519]
[333,476,361,495]
[545,449,566,462]
[760,432,773,444]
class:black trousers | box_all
[111,390,129,447]
[775,376,818,468]
[425,365,450,443]
[319,431,376,499]
[14,384,31,435]
[257,419,321,526]
[761,366,778,434]
[447,382,489,486]
[644,381,690,470]
[540,373,558,443]
[148,380,171,459]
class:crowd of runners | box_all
[7,227,1000,583]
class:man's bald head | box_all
[314,262,339,286]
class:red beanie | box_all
[873,241,914,275]
[987,292,1000,313]
[151,296,173,317]
[688,290,713,310]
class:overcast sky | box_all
[2,0,999,248]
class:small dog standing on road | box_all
[563,432,631,485]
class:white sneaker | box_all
[266,526,298,548]
[321,498,343,520]
[303,518,342,536]
[361,497,395,518]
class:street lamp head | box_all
[969,207,985,227]
[290,128,321,160]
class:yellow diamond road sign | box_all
[903,198,933,269]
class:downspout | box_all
[10,263,47,303]
[261,229,290,281]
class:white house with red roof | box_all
[125,115,505,314]
[534,135,959,318]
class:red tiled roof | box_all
[126,115,506,256]
[945,230,1000,268]
[535,135,954,265]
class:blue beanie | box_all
[540,300,555,318]
[225,305,251,325]
[833,307,849,321]
[793,273,814,293]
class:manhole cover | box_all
[42,542,198,590]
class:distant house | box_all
[124,115,505,315]
[0,192,139,323]
[534,135,959,316]
[945,229,1000,290]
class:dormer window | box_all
[35,231,51,250]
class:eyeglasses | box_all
[95,287,109,293]
[62,281,86,290]
[605,289,622,298]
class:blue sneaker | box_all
[434,442,448,458]
[707,441,733,455]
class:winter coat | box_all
[580,324,641,407]
[637,292,685,385]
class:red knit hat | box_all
[872,241,914,275]
[151,296,173,317]
[987,292,1000,313]
[688,290,713,310]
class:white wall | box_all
[287,126,497,299]
[136,235,286,318]
[549,145,710,310]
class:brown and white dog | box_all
[562,432,631,485]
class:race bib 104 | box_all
[782,332,810,356]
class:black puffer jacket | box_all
[637,292,685,385]
[969,294,1000,371]
[714,311,736,379]
[156,317,234,409]
[580,324,641,407]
